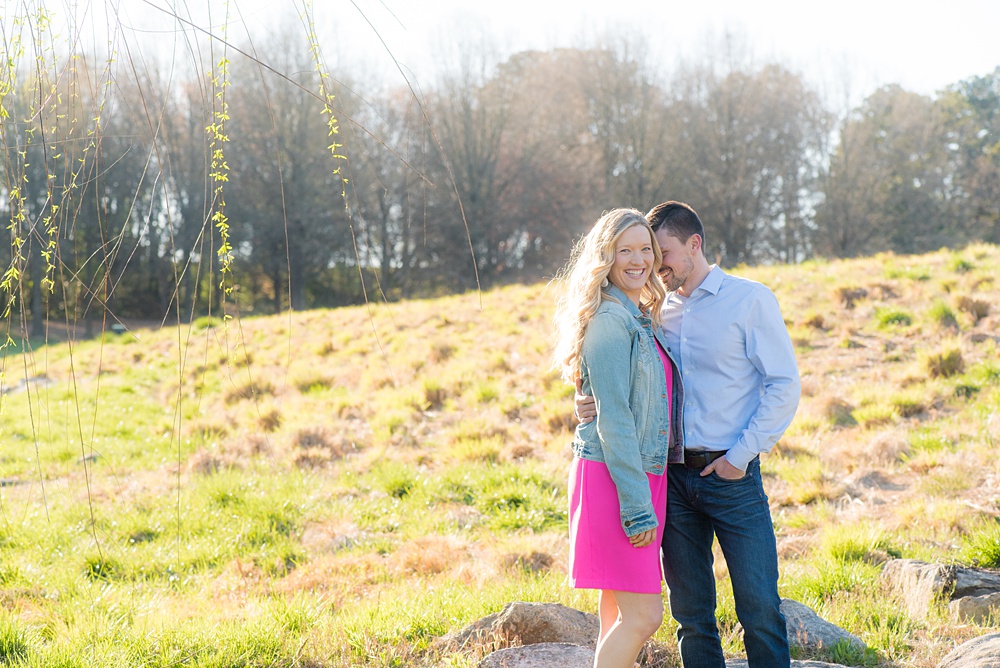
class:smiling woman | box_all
[551,208,680,667]
[609,225,656,304]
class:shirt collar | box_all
[603,283,643,317]
[696,265,725,296]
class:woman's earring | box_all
[601,277,609,287]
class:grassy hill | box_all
[1,244,999,667]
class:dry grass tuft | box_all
[294,426,334,450]
[546,410,577,434]
[802,313,826,329]
[292,447,333,469]
[500,550,553,573]
[872,282,899,299]
[834,286,868,309]
[224,379,276,404]
[424,383,447,409]
[186,448,242,475]
[230,432,271,457]
[288,427,355,467]
[394,536,469,576]
[189,420,230,441]
[925,348,964,378]
[956,295,990,323]
[819,397,856,427]
[506,443,534,460]
[429,343,455,363]
[257,407,282,432]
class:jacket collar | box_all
[603,283,643,317]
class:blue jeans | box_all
[662,458,789,668]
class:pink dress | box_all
[568,340,674,594]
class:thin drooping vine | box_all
[206,16,234,310]
[301,0,401,386]
[0,15,27,344]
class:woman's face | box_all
[607,225,655,304]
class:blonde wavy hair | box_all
[553,208,666,382]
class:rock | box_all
[954,566,1000,598]
[937,633,1000,667]
[491,602,600,647]
[950,593,1000,624]
[435,612,502,651]
[437,602,599,652]
[880,559,956,618]
[477,642,594,668]
[781,599,866,652]
[881,559,1000,619]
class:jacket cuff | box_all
[620,505,658,537]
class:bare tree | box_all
[815,85,946,256]
[663,36,829,265]
[577,38,672,209]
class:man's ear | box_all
[689,234,703,254]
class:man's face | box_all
[654,229,695,293]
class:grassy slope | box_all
[0,244,999,667]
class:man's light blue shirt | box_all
[660,265,801,471]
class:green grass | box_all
[1,246,1000,666]
[874,307,913,329]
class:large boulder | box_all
[880,559,957,618]
[881,559,1000,621]
[781,599,866,653]
[437,602,600,651]
[477,643,594,668]
[950,593,1000,624]
[954,567,1000,598]
[435,611,501,651]
[937,633,1000,668]
[491,602,600,647]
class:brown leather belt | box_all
[683,450,728,469]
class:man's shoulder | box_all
[718,271,775,299]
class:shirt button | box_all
[682,337,687,342]
[684,370,690,375]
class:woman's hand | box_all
[629,528,656,548]
[574,377,597,423]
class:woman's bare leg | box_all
[594,591,662,668]
[598,590,620,644]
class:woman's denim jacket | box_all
[572,284,683,537]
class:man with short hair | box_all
[576,200,800,668]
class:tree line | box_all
[2,28,999,332]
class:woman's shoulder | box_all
[592,299,636,326]
[586,302,639,343]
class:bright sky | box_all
[307,0,1000,98]
[13,1,1000,102]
